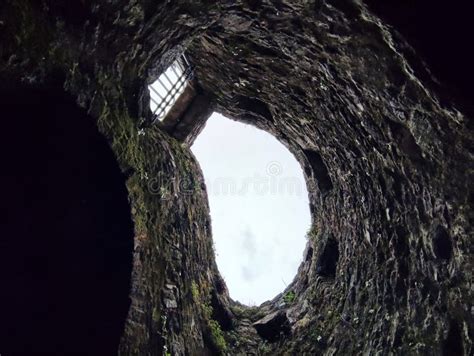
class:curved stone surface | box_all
[0,1,472,355]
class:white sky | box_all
[191,113,311,305]
[149,62,186,120]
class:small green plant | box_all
[306,225,318,240]
[203,302,227,352]
[209,319,227,353]
[191,281,200,301]
[193,284,227,354]
[283,290,296,304]
[257,341,271,355]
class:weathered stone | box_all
[0,0,472,355]
[164,298,178,309]
[253,311,291,342]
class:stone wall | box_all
[0,0,472,355]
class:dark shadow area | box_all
[315,234,339,278]
[386,119,424,165]
[43,0,92,27]
[303,149,333,197]
[210,290,234,331]
[442,319,464,356]
[253,310,291,342]
[236,95,274,122]
[365,0,474,110]
[0,85,134,354]
[433,225,453,261]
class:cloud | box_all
[241,265,258,282]
[241,227,257,258]
[191,113,311,305]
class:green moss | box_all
[193,287,227,354]
[191,281,200,301]
[230,304,266,322]
[306,224,318,240]
[257,341,271,355]
[284,290,296,304]
[209,319,227,353]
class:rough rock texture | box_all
[1,0,472,355]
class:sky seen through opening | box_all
[191,113,311,305]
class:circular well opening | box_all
[191,113,311,305]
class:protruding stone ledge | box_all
[158,80,213,145]
[253,310,291,342]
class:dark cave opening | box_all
[303,149,333,197]
[433,225,453,261]
[315,235,339,278]
[0,85,134,354]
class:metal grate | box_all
[149,55,194,123]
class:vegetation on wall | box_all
[192,281,228,354]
